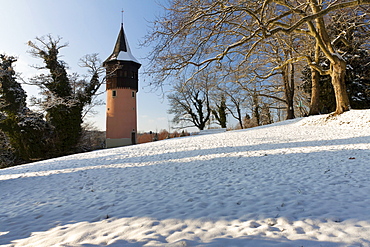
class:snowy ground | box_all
[1,110,370,247]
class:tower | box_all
[104,23,141,148]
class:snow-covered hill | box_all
[1,110,370,247]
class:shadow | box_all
[84,235,363,246]
[1,134,369,179]
[164,236,346,247]
[81,240,144,247]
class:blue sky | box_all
[0,0,174,132]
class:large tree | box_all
[302,6,370,113]
[144,0,370,115]
[0,55,54,162]
[1,38,104,167]
[27,36,104,156]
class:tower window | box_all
[124,71,128,77]
[112,90,117,97]
[132,91,135,98]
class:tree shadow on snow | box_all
[80,236,354,247]
[1,135,369,178]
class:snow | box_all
[197,128,226,135]
[1,110,370,247]
[106,31,140,65]
[116,51,140,64]
[108,51,140,64]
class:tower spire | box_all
[103,20,140,65]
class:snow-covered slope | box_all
[1,110,370,247]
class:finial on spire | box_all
[121,9,124,26]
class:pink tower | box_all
[104,24,141,148]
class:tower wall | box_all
[105,60,140,148]
[106,88,137,148]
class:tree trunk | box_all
[236,105,244,129]
[238,116,244,129]
[309,44,321,115]
[331,55,350,114]
[252,89,260,126]
[233,98,244,129]
[282,65,295,119]
[309,68,321,115]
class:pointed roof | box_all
[104,24,141,65]
[113,24,128,53]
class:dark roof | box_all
[104,24,140,65]
[113,24,128,53]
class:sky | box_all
[0,0,175,132]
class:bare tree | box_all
[216,81,250,129]
[168,75,212,130]
[144,0,370,116]
[78,53,105,119]
[253,36,299,120]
